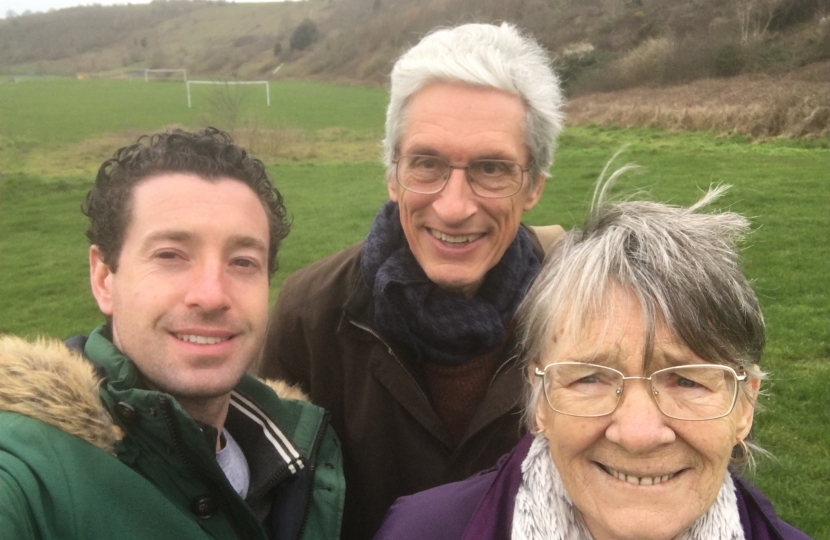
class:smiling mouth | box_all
[174,333,232,345]
[600,464,678,486]
[429,229,483,244]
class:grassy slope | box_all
[0,79,828,537]
[0,1,318,77]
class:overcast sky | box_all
[1,0,293,18]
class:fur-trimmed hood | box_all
[0,335,123,454]
[0,335,310,456]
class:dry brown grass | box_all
[564,61,830,139]
[4,133,138,178]
[230,126,382,165]
[2,126,382,179]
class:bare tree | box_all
[203,84,250,134]
[735,0,780,42]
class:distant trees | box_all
[290,19,318,51]
[734,0,779,42]
[732,0,828,43]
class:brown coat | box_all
[258,225,563,540]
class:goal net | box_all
[186,80,270,108]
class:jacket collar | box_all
[84,325,306,501]
[227,389,305,497]
[462,434,532,540]
[462,434,808,540]
[734,476,812,540]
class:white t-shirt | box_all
[216,428,250,499]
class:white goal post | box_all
[185,80,271,108]
[144,68,187,82]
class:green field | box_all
[1,78,828,538]
[0,77,387,143]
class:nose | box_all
[431,167,478,225]
[605,379,675,453]
[184,259,231,314]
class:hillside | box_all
[2,0,829,138]
[0,1,316,78]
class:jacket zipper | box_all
[350,319,521,455]
[159,396,247,540]
[349,320,431,405]
[245,461,294,505]
[295,411,331,540]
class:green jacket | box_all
[0,328,344,540]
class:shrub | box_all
[232,35,258,48]
[614,37,675,86]
[769,0,829,30]
[556,42,599,91]
[290,19,318,51]
[810,21,830,61]
[713,42,746,77]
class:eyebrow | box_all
[141,230,268,255]
[650,348,704,368]
[228,235,268,255]
[403,145,441,157]
[142,230,194,248]
[473,151,520,162]
[561,349,621,367]
[403,146,518,162]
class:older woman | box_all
[374,186,811,540]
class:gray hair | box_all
[517,176,766,469]
[383,22,564,184]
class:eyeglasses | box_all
[394,154,528,198]
[534,362,748,421]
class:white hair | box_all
[383,22,564,184]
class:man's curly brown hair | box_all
[82,127,290,277]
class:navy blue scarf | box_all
[360,201,541,366]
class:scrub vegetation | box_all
[0,78,827,539]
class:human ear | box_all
[735,376,761,440]
[89,246,114,316]
[523,175,545,211]
[387,170,400,203]
[534,396,551,435]
[530,365,550,434]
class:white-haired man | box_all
[258,23,565,540]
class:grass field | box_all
[1,78,828,538]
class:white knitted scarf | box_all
[511,435,745,540]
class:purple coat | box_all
[374,435,812,540]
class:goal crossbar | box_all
[185,80,271,108]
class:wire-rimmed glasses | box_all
[534,362,748,421]
[394,154,528,198]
